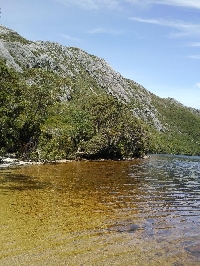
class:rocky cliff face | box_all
[0,24,198,134]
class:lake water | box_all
[0,154,200,265]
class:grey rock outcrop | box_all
[0,24,166,131]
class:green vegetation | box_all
[1,24,200,159]
[0,59,149,160]
[0,59,23,154]
[0,27,30,44]
[149,96,200,155]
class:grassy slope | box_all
[150,95,200,155]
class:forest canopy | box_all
[0,59,150,160]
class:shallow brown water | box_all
[0,154,200,265]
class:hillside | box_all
[0,24,200,159]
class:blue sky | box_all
[1,0,200,108]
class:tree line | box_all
[0,59,150,160]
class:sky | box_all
[0,0,200,109]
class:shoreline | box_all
[0,156,43,169]
[0,155,150,169]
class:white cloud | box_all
[125,0,200,9]
[195,83,200,88]
[55,0,200,10]
[130,17,171,26]
[130,17,200,37]
[152,0,200,9]
[188,55,200,59]
[59,33,81,42]
[88,28,105,34]
[87,28,122,35]
[54,0,200,11]
[190,43,200,47]
[54,0,122,10]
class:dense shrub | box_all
[1,57,200,160]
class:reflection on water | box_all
[0,154,200,265]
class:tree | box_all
[0,59,23,153]
[17,68,71,150]
[79,95,150,159]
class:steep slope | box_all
[0,24,200,156]
[0,25,164,131]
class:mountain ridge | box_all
[1,24,200,157]
[0,24,168,131]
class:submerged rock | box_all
[185,244,200,258]
[108,223,140,233]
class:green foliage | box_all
[150,96,200,155]
[36,101,94,160]
[35,133,67,161]
[0,59,23,152]
[32,93,149,161]
[75,95,150,159]
[0,29,30,44]
[1,24,200,159]
[1,54,200,161]
[17,69,67,142]
[0,63,72,157]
